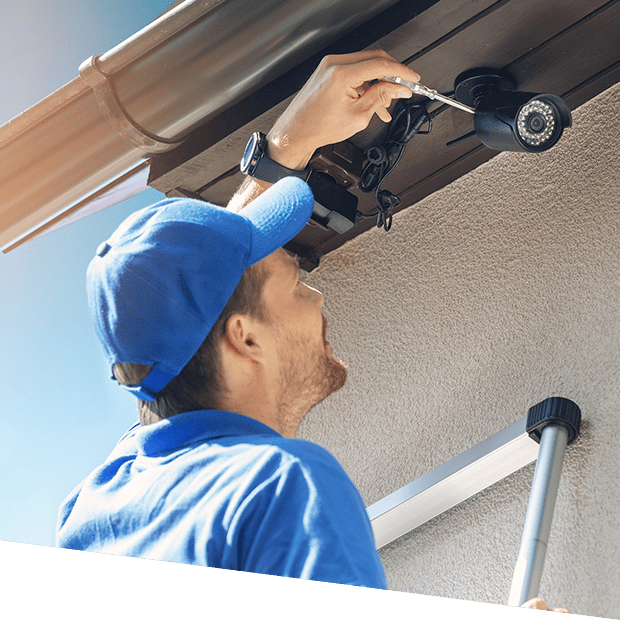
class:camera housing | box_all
[454,69,572,153]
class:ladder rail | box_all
[367,416,540,550]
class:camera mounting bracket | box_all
[454,68,517,108]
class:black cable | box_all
[357,101,432,231]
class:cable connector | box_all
[358,101,432,231]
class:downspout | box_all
[0,0,404,252]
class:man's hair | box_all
[113,262,267,424]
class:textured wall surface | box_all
[297,82,620,618]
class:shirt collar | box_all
[121,410,281,456]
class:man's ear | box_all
[223,313,266,363]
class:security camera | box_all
[473,90,572,152]
[454,69,572,153]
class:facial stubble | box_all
[275,317,347,437]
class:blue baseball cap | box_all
[87,176,314,400]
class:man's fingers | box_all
[522,598,549,610]
[354,81,372,97]
[521,598,570,613]
[367,80,413,101]
[320,48,400,67]
[375,106,392,124]
[341,55,421,87]
[356,81,411,123]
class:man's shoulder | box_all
[252,434,338,462]
[228,435,358,498]
[111,412,354,490]
[274,437,349,477]
[187,431,346,479]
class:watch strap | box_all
[243,132,312,184]
[253,155,311,184]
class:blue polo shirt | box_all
[56,410,387,589]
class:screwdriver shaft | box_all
[383,76,476,114]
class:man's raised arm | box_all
[227,49,420,212]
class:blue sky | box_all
[0,1,176,547]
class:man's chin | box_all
[328,355,348,393]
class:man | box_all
[56,50,418,588]
[56,48,567,608]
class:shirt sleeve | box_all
[221,442,388,589]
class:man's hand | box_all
[266,49,420,171]
[228,49,420,212]
[521,598,570,613]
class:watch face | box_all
[241,132,260,174]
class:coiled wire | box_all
[358,102,432,231]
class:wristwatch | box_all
[240,131,312,183]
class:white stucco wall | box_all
[298,81,620,619]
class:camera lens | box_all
[527,113,545,133]
[516,100,557,147]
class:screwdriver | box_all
[383,76,476,114]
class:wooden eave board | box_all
[148,0,620,271]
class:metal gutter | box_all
[0,0,405,252]
[4,162,151,252]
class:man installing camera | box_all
[56,49,567,609]
[57,49,416,588]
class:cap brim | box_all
[240,176,315,266]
